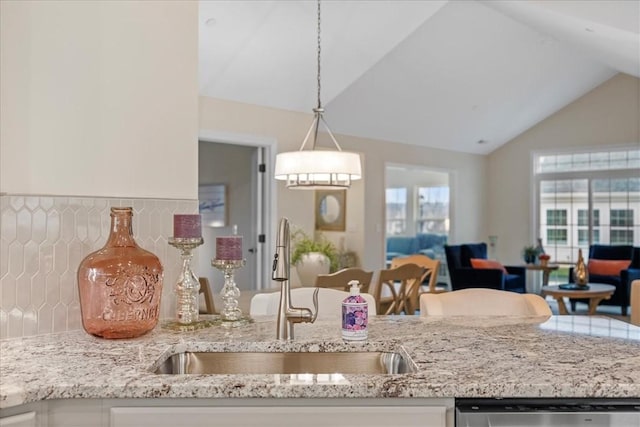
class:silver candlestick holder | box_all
[212,258,252,325]
[164,237,218,331]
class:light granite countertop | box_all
[1,315,639,409]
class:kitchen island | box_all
[1,315,639,426]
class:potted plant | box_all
[291,229,339,286]
[522,246,538,264]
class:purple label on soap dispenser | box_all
[342,300,368,341]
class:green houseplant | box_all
[291,229,339,272]
[290,229,340,286]
[522,245,538,264]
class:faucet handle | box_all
[311,287,319,323]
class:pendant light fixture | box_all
[274,0,362,189]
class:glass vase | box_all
[77,207,164,339]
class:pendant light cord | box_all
[302,0,343,152]
[316,0,322,110]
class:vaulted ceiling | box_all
[199,0,640,155]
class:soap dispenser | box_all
[342,280,368,341]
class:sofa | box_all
[386,233,447,262]
[444,242,526,293]
[569,245,640,316]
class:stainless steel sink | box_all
[154,351,415,375]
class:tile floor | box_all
[544,296,631,323]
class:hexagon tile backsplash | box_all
[0,195,198,339]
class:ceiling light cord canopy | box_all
[274,0,362,190]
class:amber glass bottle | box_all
[78,207,163,338]
[573,248,589,287]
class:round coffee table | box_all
[541,283,615,315]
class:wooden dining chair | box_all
[198,277,217,314]
[374,263,427,315]
[315,267,374,293]
[391,253,444,295]
[390,255,442,315]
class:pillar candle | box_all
[216,236,243,260]
[173,214,202,239]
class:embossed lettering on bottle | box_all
[78,207,163,339]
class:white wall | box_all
[387,167,449,188]
[0,0,198,199]
[0,1,199,338]
[487,73,640,265]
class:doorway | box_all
[385,163,451,287]
[196,134,275,296]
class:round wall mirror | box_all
[315,190,346,231]
[320,194,340,223]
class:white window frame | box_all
[532,145,640,263]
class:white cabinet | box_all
[0,402,43,427]
[1,398,454,427]
[47,399,102,427]
[0,411,36,427]
[110,405,447,427]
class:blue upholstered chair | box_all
[386,234,447,262]
[444,243,526,293]
[569,245,640,316]
[416,233,447,259]
[386,236,419,261]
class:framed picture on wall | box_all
[199,184,227,227]
[315,189,346,231]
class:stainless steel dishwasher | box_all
[456,398,640,426]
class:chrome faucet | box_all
[272,217,318,340]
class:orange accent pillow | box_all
[587,259,630,276]
[470,258,508,274]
